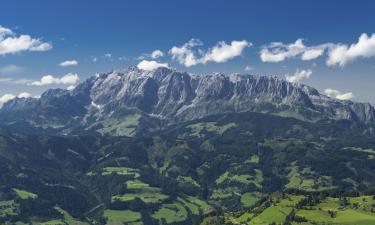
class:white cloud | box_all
[327,33,375,67]
[260,39,305,62]
[301,48,325,60]
[137,60,169,70]
[0,25,52,56]
[203,40,251,63]
[324,88,354,100]
[0,92,32,106]
[0,94,15,105]
[260,39,329,62]
[285,69,312,83]
[324,88,340,97]
[138,49,164,60]
[0,64,23,74]
[30,73,79,86]
[59,60,78,67]
[0,26,13,37]
[336,92,354,100]
[18,92,31,98]
[169,39,202,67]
[244,65,254,71]
[151,50,164,59]
[169,39,250,67]
[67,85,75,91]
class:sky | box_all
[1,0,375,104]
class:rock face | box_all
[1,66,374,135]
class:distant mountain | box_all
[1,66,374,136]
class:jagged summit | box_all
[1,66,374,135]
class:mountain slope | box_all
[0,111,374,224]
[1,67,374,136]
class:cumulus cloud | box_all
[301,48,325,60]
[203,40,251,63]
[0,92,32,106]
[169,39,251,67]
[285,69,312,83]
[30,73,79,86]
[169,38,203,67]
[327,33,375,67]
[0,64,23,74]
[59,60,78,67]
[260,39,329,62]
[0,26,13,37]
[0,25,52,56]
[137,60,169,70]
[151,50,164,59]
[324,88,354,100]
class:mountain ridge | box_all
[1,66,374,136]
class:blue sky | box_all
[1,0,375,104]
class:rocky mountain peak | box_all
[0,66,374,135]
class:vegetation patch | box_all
[186,122,236,137]
[102,167,140,178]
[241,192,263,208]
[112,192,168,204]
[0,200,19,218]
[295,196,375,225]
[12,188,37,200]
[95,114,141,137]
[152,202,188,224]
[246,194,304,225]
[245,154,259,164]
[126,180,150,190]
[103,209,142,224]
[285,164,336,191]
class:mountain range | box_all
[0,67,375,225]
[1,66,374,136]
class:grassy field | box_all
[295,196,375,225]
[104,209,142,224]
[216,169,263,188]
[126,180,150,189]
[230,194,304,225]
[249,195,304,225]
[96,114,141,137]
[101,167,140,178]
[152,201,188,224]
[227,194,375,225]
[245,154,259,164]
[112,192,169,204]
[185,196,214,215]
[241,192,263,207]
[12,188,38,200]
[186,122,236,137]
